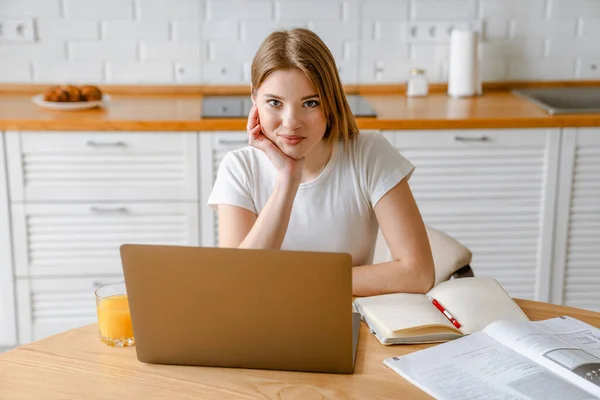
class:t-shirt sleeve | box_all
[359,134,415,207]
[206,151,256,214]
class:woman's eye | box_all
[304,100,319,108]
[267,99,281,107]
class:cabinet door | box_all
[199,132,248,247]
[393,129,560,301]
[16,276,123,344]
[5,131,198,202]
[552,128,600,311]
[11,202,199,277]
[0,132,17,347]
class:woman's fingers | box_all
[246,104,259,132]
[248,125,272,153]
[248,124,262,143]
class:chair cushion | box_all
[372,226,473,285]
[426,226,473,285]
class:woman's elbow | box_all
[406,259,435,294]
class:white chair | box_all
[373,225,473,285]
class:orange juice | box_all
[96,294,134,346]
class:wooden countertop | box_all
[1,84,600,131]
[1,299,600,399]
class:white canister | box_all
[406,68,429,97]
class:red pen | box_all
[430,297,461,329]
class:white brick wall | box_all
[508,58,574,79]
[69,42,137,61]
[106,61,173,83]
[548,0,600,18]
[511,20,577,38]
[0,0,61,18]
[63,0,134,19]
[206,1,272,20]
[172,21,201,41]
[37,20,100,40]
[138,0,202,20]
[33,60,104,82]
[0,61,32,82]
[141,42,201,61]
[102,21,170,41]
[0,0,598,84]
[479,0,546,19]
[412,0,478,20]
[580,18,600,38]
[577,58,600,79]
[275,1,342,20]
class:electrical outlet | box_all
[0,19,36,42]
[406,20,483,44]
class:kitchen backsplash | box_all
[0,0,598,85]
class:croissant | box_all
[79,85,103,101]
[60,85,83,102]
[43,86,69,102]
[42,84,104,102]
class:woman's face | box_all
[252,68,328,160]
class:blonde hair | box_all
[250,28,359,144]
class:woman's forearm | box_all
[239,177,299,250]
[352,259,435,297]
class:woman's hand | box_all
[247,104,304,184]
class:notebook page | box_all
[355,293,456,335]
[427,277,529,335]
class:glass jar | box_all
[406,68,429,97]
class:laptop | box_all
[119,244,361,374]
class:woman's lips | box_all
[279,135,305,145]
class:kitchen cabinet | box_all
[16,276,123,343]
[4,127,600,345]
[392,129,560,302]
[5,130,200,344]
[0,132,17,347]
[5,131,198,202]
[199,132,248,247]
[551,128,600,312]
[11,202,199,278]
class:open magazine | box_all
[384,316,600,399]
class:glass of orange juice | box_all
[95,282,135,347]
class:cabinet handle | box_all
[86,140,127,147]
[217,138,248,146]
[89,206,129,213]
[93,281,103,289]
[454,135,490,142]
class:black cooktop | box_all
[201,95,377,118]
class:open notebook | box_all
[353,277,530,344]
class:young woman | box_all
[207,28,434,297]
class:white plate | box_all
[32,94,110,111]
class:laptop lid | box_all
[120,244,357,374]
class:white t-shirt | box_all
[207,133,415,266]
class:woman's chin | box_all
[282,148,305,160]
[276,141,306,160]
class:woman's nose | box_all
[282,108,301,130]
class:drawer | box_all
[16,276,123,344]
[11,202,199,277]
[5,131,198,202]
[391,129,554,201]
[393,129,551,148]
[201,98,245,117]
[212,131,249,149]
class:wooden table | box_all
[2,299,600,400]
